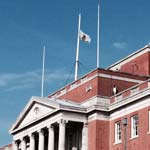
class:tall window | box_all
[115,121,121,143]
[131,115,139,138]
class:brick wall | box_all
[88,120,109,150]
[110,106,150,150]
[120,52,150,76]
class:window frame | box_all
[131,115,139,138]
[115,121,122,143]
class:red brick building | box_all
[3,45,150,150]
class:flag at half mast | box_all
[79,30,91,43]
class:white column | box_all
[12,141,18,150]
[58,120,66,150]
[21,138,26,150]
[38,129,44,150]
[30,133,35,150]
[81,123,88,150]
[48,125,54,150]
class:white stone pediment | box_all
[10,96,59,132]
[20,102,54,127]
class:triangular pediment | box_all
[20,102,55,127]
[10,96,60,132]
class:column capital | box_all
[38,129,44,135]
[83,122,88,127]
[20,136,26,141]
[57,119,67,125]
[47,124,54,129]
[29,133,35,138]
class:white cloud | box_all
[0,69,73,92]
[112,42,128,49]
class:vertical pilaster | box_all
[30,133,35,150]
[21,137,26,150]
[81,123,88,150]
[58,119,66,150]
[48,125,54,150]
[38,129,44,150]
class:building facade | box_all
[3,45,150,150]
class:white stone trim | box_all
[98,73,143,83]
[62,111,87,123]
[115,94,122,101]
[81,96,110,107]
[10,96,60,132]
[10,108,59,134]
[110,96,150,120]
[129,135,139,140]
[88,112,109,122]
[13,113,63,139]
[10,96,87,133]
[131,87,139,94]
[13,111,86,140]
[113,141,122,145]
[109,87,150,111]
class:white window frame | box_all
[115,121,122,143]
[131,115,139,138]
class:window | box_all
[115,121,122,143]
[131,115,138,138]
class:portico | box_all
[12,121,87,150]
[10,97,87,150]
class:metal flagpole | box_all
[41,45,45,97]
[97,3,100,68]
[74,14,81,81]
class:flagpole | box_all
[97,3,100,68]
[74,14,81,81]
[41,45,45,97]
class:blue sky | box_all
[1,0,150,146]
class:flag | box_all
[79,30,91,43]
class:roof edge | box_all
[107,44,150,70]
